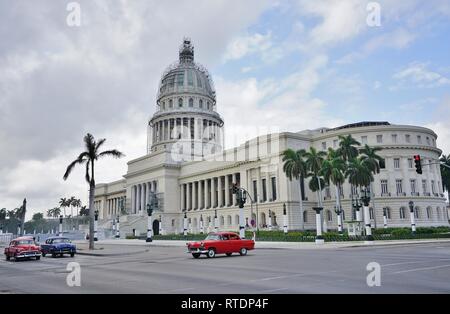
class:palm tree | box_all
[337,135,360,162]
[320,148,346,233]
[59,198,68,217]
[282,148,307,229]
[63,133,124,250]
[71,198,82,217]
[304,147,327,207]
[345,157,374,221]
[440,154,450,192]
[360,144,383,174]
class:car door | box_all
[229,234,241,252]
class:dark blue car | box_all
[40,237,76,258]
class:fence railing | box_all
[0,233,13,244]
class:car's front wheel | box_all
[239,248,248,256]
[42,252,46,257]
[192,253,200,259]
[52,253,57,258]
[6,255,10,261]
[36,256,40,261]
[206,248,216,258]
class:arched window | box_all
[399,207,406,219]
[426,207,432,219]
[169,99,173,108]
[189,98,194,107]
[207,101,210,110]
[385,207,391,219]
[227,215,232,226]
[327,210,332,222]
[178,98,183,108]
[220,216,224,226]
[199,99,203,109]
[235,215,240,226]
[303,210,308,223]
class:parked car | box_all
[40,237,77,258]
[186,232,255,258]
[4,236,42,261]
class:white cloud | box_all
[393,62,450,88]
[223,32,273,62]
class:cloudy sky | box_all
[1,0,450,219]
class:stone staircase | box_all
[119,215,147,238]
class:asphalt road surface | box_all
[1,242,450,293]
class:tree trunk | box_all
[89,160,96,250]
[298,179,304,230]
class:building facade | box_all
[94,39,449,237]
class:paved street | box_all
[1,242,450,294]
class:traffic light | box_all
[414,155,422,174]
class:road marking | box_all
[167,287,195,292]
[392,264,450,274]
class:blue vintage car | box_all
[40,237,76,257]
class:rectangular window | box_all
[271,177,277,201]
[381,180,388,194]
[333,139,338,148]
[322,142,327,150]
[392,134,397,143]
[377,135,383,143]
[408,158,413,169]
[253,180,258,202]
[431,180,436,194]
[396,179,403,194]
[361,136,368,145]
[177,72,184,86]
[379,158,386,169]
[262,178,267,202]
[400,208,406,219]
[410,179,416,194]
[417,135,422,144]
[325,186,331,198]
[394,158,400,169]
[422,180,427,193]
[405,134,411,143]
[426,137,431,145]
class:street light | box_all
[146,192,158,242]
[408,200,416,234]
[94,211,99,241]
[360,187,374,244]
[283,203,288,235]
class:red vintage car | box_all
[187,232,255,258]
[4,236,41,261]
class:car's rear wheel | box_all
[239,248,248,256]
[42,253,46,257]
[192,253,200,259]
[6,255,10,261]
[226,253,232,256]
[206,248,216,258]
[70,252,75,257]
[36,256,40,261]
[52,253,57,258]
[14,254,19,262]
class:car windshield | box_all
[17,240,34,245]
[205,234,221,241]
[52,238,71,243]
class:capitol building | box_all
[94,39,449,237]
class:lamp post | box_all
[268,210,272,230]
[183,211,188,237]
[382,207,388,229]
[112,216,116,236]
[94,211,99,241]
[214,209,218,232]
[313,207,324,244]
[361,187,374,244]
[409,201,416,234]
[352,193,362,222]
[159,215,163,235]
[334,205,343,234]
[116,216,120,238]
[146,203,153,242]
[199,214,204,234]
[59,215,63,236]
[283,203,288,235]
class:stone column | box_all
[211,178,216,208]
[266,173,272,201]
[204,180,209,209]
[192,181,197,209]
[196,181,201,210]
[181,184,185,211]
[187,183,191,210]
[225,174,230,207]
[218,176,223,207]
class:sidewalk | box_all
[73,238,450,254]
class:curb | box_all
[76,248,150,257]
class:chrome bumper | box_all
[187,248,208,254]
[16,251,41,258]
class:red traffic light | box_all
[414,155,422,174]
